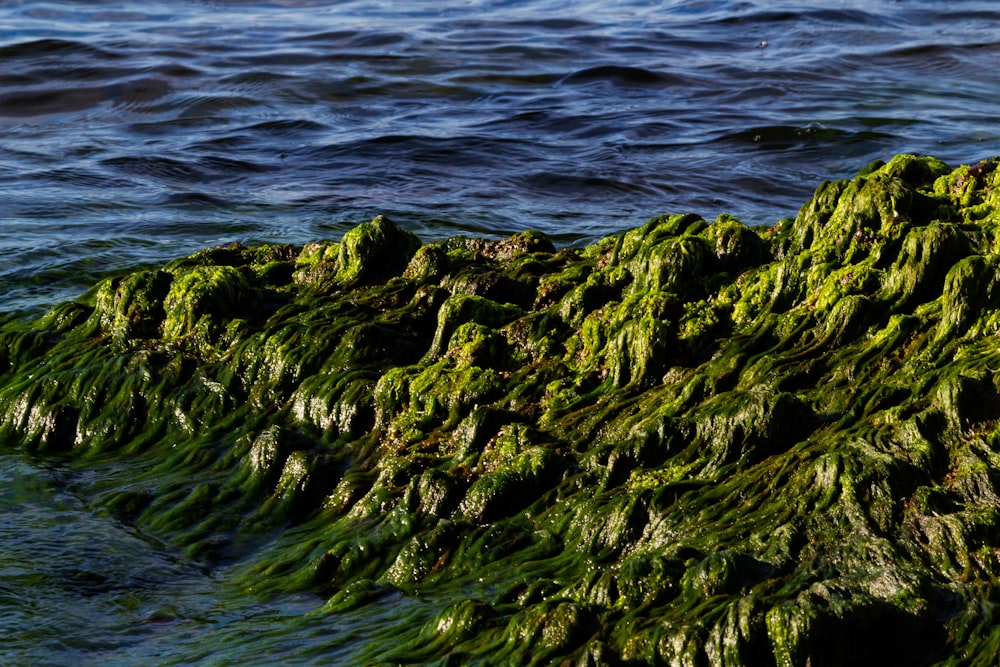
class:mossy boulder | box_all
[6,158,1000,664]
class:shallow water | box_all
[0,451,444,665]
[2,1,1000,663]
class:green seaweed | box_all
[6,157,1000,664]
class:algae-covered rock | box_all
[6,158,1000,664]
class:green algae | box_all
[6,155,1000,664]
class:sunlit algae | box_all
[4,155,1000,665]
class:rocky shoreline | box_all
[3,154,1000,665]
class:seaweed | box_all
[4,154,1000,664]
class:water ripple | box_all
[0,0,997,317]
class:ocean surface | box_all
[3,0,1000,316]
[1,1,999,664]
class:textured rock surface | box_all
[4,156,1000,664]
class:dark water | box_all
[2,0,999,314]
[2,1,1000,664]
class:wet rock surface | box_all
[4,156,1000,664]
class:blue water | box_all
[2,0,999,315]
[1,1,1000,664]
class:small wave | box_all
[716,124,901,172]
[160,191,231,208]
[854,42,1000,81]
[305,133,533,168]
[707,7,891,28]
[717,123,851,147]
[445,18,598,31]
[288,29,410,50]
[109,76,175,110]
[196,155,274,176]
[0,75,175,118]
[243,119,329,134]
[0,38,121,61]
[175,94,263,119]
[559,65,675,88]
[449,72,561,87]
[516,170,663,199]
[27,168,133,189]
[218,70,301,88]
[101,155,207,184]
[0,85,109,118]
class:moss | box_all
[460,445,560,523]
[766,583,947,667]
[8,159,1000,664]
[622,227,714,297]
[881,222,971,309]
[425,293,524,361]
[90,270,172,343]
[162,264,251,344]
[703,213,770,275]
[498,600,599,665]
[937,255,1000,339]
[259,449,342,524]
[693,385,815,468]
[403,243,449,284]
[319,578,397,613]
[334,214,421,286]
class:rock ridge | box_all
[3,155,1000,664]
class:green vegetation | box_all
[4,156,1000,664]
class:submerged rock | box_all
[5,154,1000,664]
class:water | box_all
[1,1,999,663]
[2,1,999,315]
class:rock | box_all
[4,158,1000,664]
